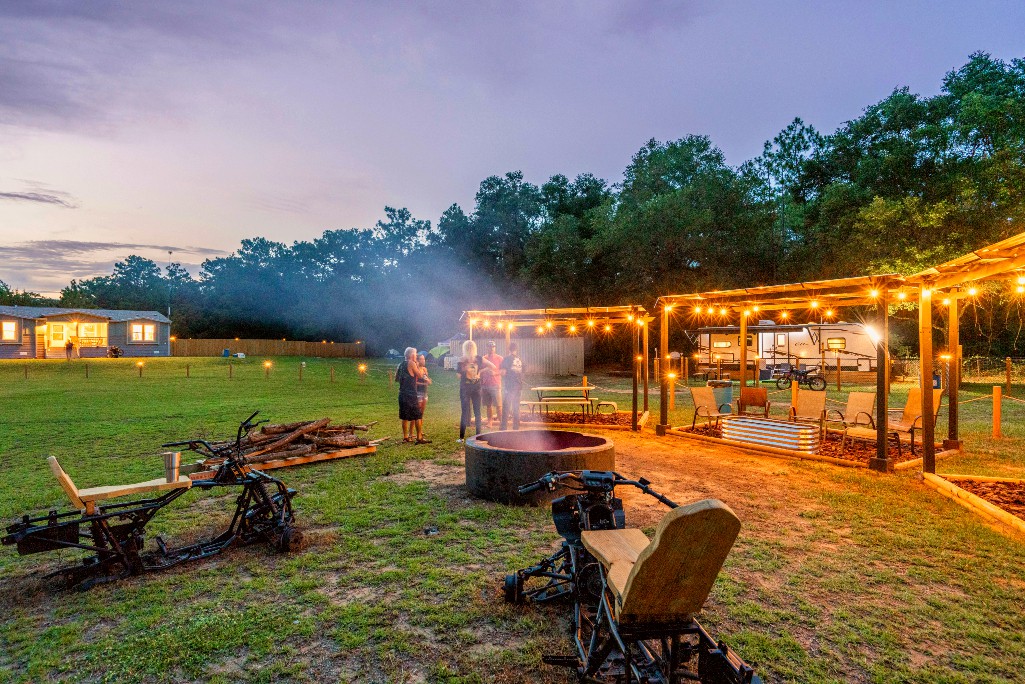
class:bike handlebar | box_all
[516,470,679,508]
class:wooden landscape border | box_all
[922,472,1025,536]
[667,424,957,471]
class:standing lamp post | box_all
[826,337,846,391]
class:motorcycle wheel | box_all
[809,376,827,391]
[776,377,792,390]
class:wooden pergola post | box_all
[642,318,650,413]
[738,310,748,388]
[632,311,640,431]
[945,293,961,449]
[920,287,936,474]
[870,289,891,472]
[658,305,670,435]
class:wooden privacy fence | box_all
[171,338,364,358]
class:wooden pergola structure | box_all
[459,306,653,430]
[656,231,1025,471]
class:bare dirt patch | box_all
[948,478,1025,519]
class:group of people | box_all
[395,340,525,444]
[456,339,523,441]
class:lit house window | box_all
[1,321,16,341]
[131,323,156,342]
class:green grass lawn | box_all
[1,357,1023,683]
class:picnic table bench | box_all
[523,385,618,417]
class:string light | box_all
[825,309,834,318]
[627,314,634,322]
[695,306,702,314]
[719,308,727,316]
[753,305,760,313]
[780,311,789,320]
[810,301,819,309]
[568,324,577,333]
[968,287,978,296]
[604,324,612,332]
[898,292,907,301]
[587,320,595,328]
[637,319,645,326]
[545,321,553,330]
[664,304,674,311]
[482,320,490,328]
[869,289,879,298]
[942,298,951,306]
[536,325,544,334]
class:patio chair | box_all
[689,386,731,429]
[888,387,944,454]
[788,388,827,434]
[826,391,876,429]
[736,386,770,417]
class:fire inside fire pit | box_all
[464,429,615,505]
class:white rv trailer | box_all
[690,321,878,374]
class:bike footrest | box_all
[542,655,579,669]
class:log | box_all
[305,434,370,448]
[246,443,315,464]
[246,418,331,459]
[260,420,321,435]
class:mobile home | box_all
[0,306,172,359]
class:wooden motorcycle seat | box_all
[581,499,740,625]
[48,456,191,513]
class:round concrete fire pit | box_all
[464,430,615,505]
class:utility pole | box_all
[167,251,173,319]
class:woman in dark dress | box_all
[398,347,430,443]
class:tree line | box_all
[3,53,1024,356]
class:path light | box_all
[358,363,367,383]
[264,360,272,378]
[136,361,144,378]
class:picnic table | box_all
[523,386,617,417]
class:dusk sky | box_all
[1,1,1023,295]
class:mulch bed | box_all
[520,411,634,427]
[688,422,914,464]
[947,479,1025,520]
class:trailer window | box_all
[776,334,786,346]
[712,341,731,348]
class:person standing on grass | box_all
[500,342,524,430]
[457,340,494,442]
[481,340,503,428]
[65,339,74,360]
[415,353,432,441]
[397,347,431,444]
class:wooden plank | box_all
[48,456,85,510]
[247,446,376,471]
[77,476,191,503]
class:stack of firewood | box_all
[203,418,384,466]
